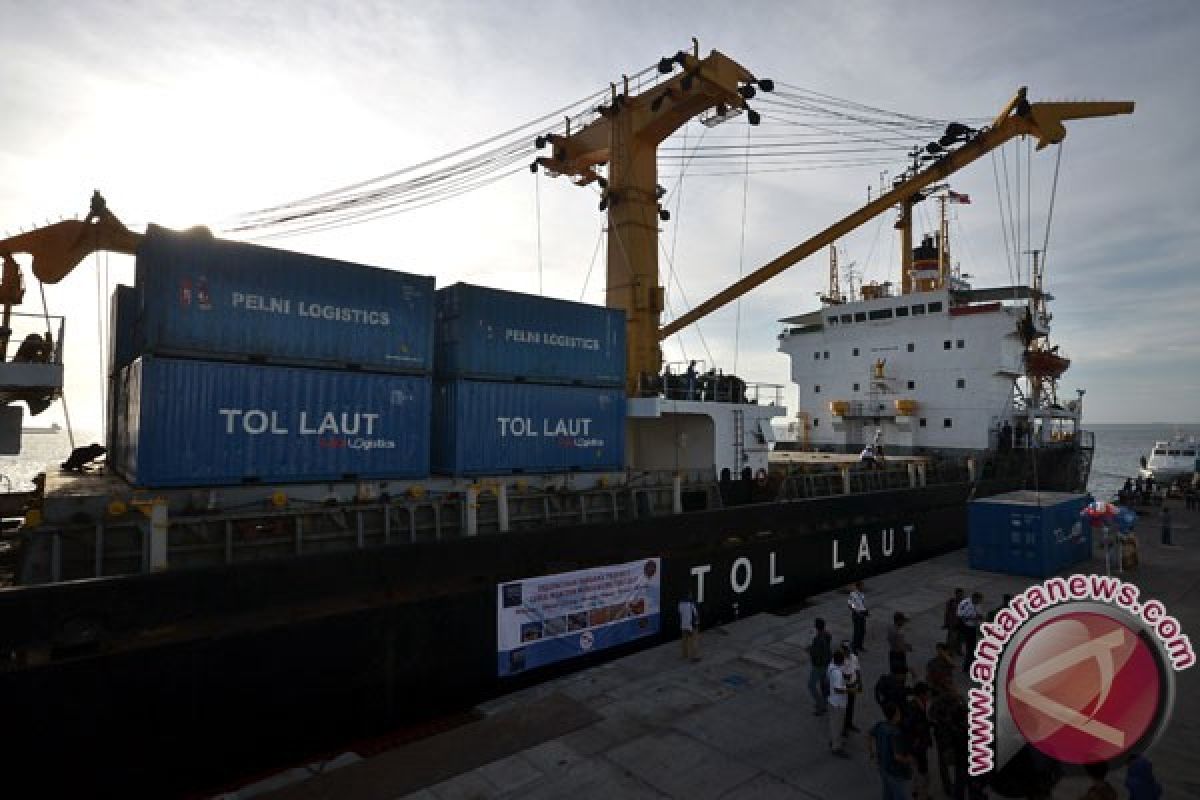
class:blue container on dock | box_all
[133,225,434,373]
[432,379,625,475]
[115,356,431,487]
[435,283,625,386]
[968,491,1091,578]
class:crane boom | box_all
[659,90,1133,340]
[0,192,141,287]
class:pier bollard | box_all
[149,500,169,571]
[672,474,683,514]
[497,484,510,533]
[465,486,479,537]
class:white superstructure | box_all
[776,223,1082,456]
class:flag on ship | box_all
[947,190,971,204]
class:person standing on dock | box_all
[868,702,913,799]
[839,642,862,736]
[808,618,833,715]
[678,592,701,662]
[848,580,868,653]
[888,612,914,676]
[827,650,850,757]
[957,592,984,673]
[1161,506,1173,546]
[943,589,965,658]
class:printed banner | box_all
[497,558,661,676]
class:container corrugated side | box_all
[107,284,138,459]
[109,284,139,377]
[435,283,625,386]
[968,493,1090,577]
[116,356,430,487]
[432,379,624,475]
[134,225,434,373]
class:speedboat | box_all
[1138,434,1198,484]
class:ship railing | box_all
[775,460,970,500]
[16,472,731,584]
[0,312,66,366]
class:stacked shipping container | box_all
[112,226,435,487]
[432,284,626,475]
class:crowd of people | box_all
[793,581,1162,799]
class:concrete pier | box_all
[263,500,1200,800]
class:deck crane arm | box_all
[659,89,1134,340]
[0,192,142,300]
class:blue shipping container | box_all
[109,284,138,377]
[968,491,1091,578]
[432,380,625,475]
[435,283,625,386]
[116,356,430,487]
[134,225,435,372]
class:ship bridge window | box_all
[896,306,909,317]
[813,418,820,427]
[944,340,952,350]
[828,316,839,326]
[1154,449,1167,456]
[814,352,821,361]
[815,385,821,393]
[868,309,893,321]
[956,378,966,389]
[823,351,830,359]
[928,301,943,313]
[841,314,853,324]
[956,339,965,349]
[912,304,926,315]
[919,418,927,427]
[907,380,916,390]
[1168,450,1180,456]
[852,347,860,356]
[943,418,953,428]
[853,383,860,392]
[906,343,915,352]
[1184,450,1196,457]
[854,312,867,322]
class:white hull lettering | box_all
[731,557,752,594]
[770,552,784,586]
[691,564,712,603]
[831,525,917,571]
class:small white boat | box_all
[1138,434,1198,484]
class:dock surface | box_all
[262,501,1200,800]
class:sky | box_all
[1,0,1197,433]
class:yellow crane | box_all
[535,43,1132,393]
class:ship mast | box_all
[533,40,770,394]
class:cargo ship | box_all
[0,47,1132,795]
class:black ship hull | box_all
[0,452,1082,795]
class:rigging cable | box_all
[991,151,1015,287]
[733,123,752,376]
[534,168,543,295]
[1040,144,1065,274]
[577,226,605,302]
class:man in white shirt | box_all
[848,580,867,653]
[827,650,850,757]
[839,642,862,736]
[957,591,983,673]
[679,592,700,662]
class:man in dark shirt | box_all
[926,642,955,696]
[868,702,913,799]
[807,617,832,715]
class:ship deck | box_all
[261,499,1200,800]
[769,451,930,467]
